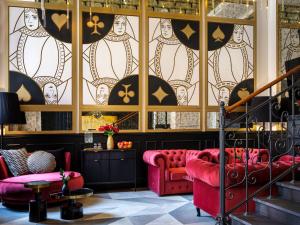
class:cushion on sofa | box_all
[167,167,187,181]
[41,148,64,171]
[27,151,56,174]
[0,148,29,176]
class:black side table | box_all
[52,188,93,220]
[24,181,51,223]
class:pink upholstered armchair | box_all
[0,152,84,207]
[143,149,212,196]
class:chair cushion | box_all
[27,151,56,174]
[168,167,187,181]
[0,148,29,176]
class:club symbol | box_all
[118,84,135,104]
[87,15,105,35]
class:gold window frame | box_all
[1,0,260,134]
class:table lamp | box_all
[0,92,26,149]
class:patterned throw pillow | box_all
[27,151,56,174]
[0,148,29,176]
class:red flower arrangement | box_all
[98,124,119,136]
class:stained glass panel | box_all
[9,111,72,131]
[207,0,255,20]
[208,23,254,106]
[148,17,200,106]
[81,111,139,130]
[82,13,139,105]
[9,7,73,105]
[148,112,200,129]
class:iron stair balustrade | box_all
[217,65,300,225]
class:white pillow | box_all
[27,151,56,174]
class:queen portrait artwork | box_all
[280,28,300,74]
[148,18,199,106]
[208,24,254,106]
[9,7,72,105]
[83,15,139,105]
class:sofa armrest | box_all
[0,156,10,180]
[65,152,71,171]
[143,150,166,167]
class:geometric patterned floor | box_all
[0,190,216,225]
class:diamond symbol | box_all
[181,24,195,40]
[152,86,168,104]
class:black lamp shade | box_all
[0,92,24,125]
[251,96,280,122]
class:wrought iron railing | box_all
[218,65,300,225]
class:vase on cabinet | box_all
[107,135,114,150]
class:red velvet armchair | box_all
[186,148,291,218]
[0,152,84,207]
[143,149,212,196]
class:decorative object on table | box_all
[24,180,51,223]
[117,141,133,150]
[51,188,93,220]
[60,169,74,196]
[98,124,119,150]
[84,129,93,143]
[93,142,103,150]
[0,92,26,149]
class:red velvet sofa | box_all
[186,148,291,218]
[0,152,84,207]
[143,149,211,196]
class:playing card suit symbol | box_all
[212,26,225,42]
[16,84,32,102]
[118,84,135,104]
[51,13,68,31]
[237,88,250,99]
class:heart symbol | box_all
[16,84,32,102]
[51,13,68,31]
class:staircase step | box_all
[277,181,300,202]
[230,213,287,225]
[254,197,300,225]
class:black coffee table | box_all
[52,188,93,220]
[24,180,51,222]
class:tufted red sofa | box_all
[143,149,212,196]
[0,152,84,207]
[186,148,292,218]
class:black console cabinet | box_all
[81,149,136,190]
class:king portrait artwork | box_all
[82,13,139,105]
[9,7,72,105]
[207,23,254,106]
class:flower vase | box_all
[107,135,114,150]
[62,183,69,196]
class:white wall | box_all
[256,0,278,95]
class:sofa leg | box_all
[196,207,201,217]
